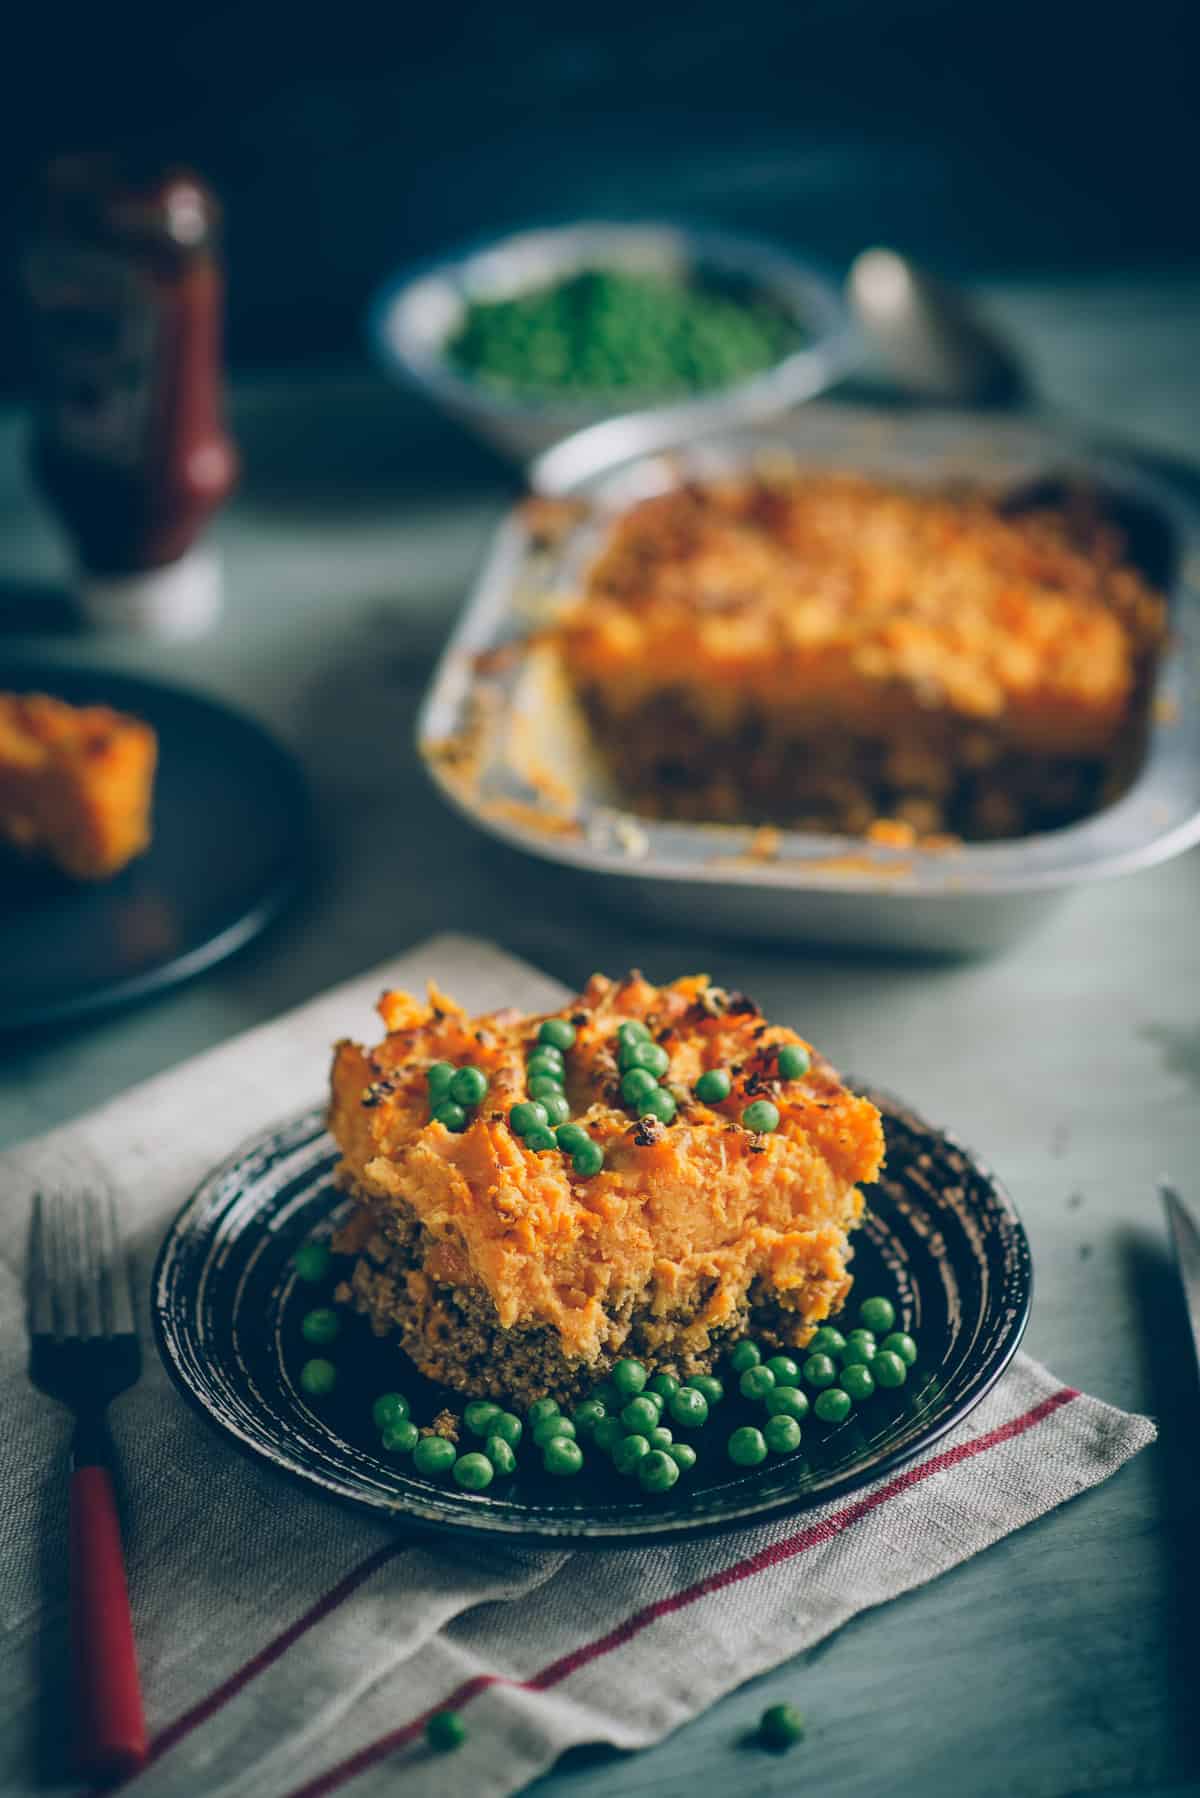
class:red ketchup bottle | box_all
[23,156,238,637]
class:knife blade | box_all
[1162,1183,1200,1371]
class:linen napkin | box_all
[0,935,1154,1798]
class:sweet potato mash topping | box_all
[0,691,157,880]
[329,972,884,1396]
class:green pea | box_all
[669,1386,709,1429]
[432,1100,468,1133]
[740,1365,777,1402]
[611,1357,648,1397]
[840,1340,876,1369]
[453,1451,494,1491]
[691,1374,725,1407]
[759,1703,805,1749]
[618,1396,657,1435]
[742,1100,780,1133]
[382,1419,419,1455]
[730,1340,761,1374]
[573,1398,607,1436]
[590,1379,621,1410]
[694,1068,732,1104]
[637,1087,677,1125]
[622,1040,669,1078]
[803,1353,839,1390]
[728,1426,768,1467]
[592,1416,625,1456]
[413,1435,456,1476]
[669,1442,698,1472]
[814,1387,853,1423]
[526,1050,565,1083]
[533,1414,576,1446]
[294,1241,331,1283]
[807,1326,846,1355]
[859,1295,897,1333]
[301,1306,339,1346]
[842,1362,876,1401]
[426,1060,456,1101]
[299,1358,336,1397]
[637,1449,680,1494]
[648,1425,673,1451]
[527,1396,560,1427]
[509,1100,549,1135]
[464,1399,502,1438]
[426,1710,467,1753]
[621,1067,660,1106]
[540,1090,571,1127]
[872,1350,908,1389]
[555,1122,591,1155]
[846,1328,877,1348]
[616,1019,652,1045]
[777,1043,811,1081]
[613,1433,651,1477]
[528,1074,565,1103]
[646,1371,679,1402]
[449,1065,488,1107]
[485,1435,516,1476]
[882,1331,918,1366]
[765,1386,809,1422]
[572,1139,605,1178]
[764,1414,802,1454]
[489,1411,522,1447]
[538,1018,577,1052]
[372,1392,410,1432]
[544,1429,586,1476]
[765,1355,800,1387]
[523,1126,558,1153]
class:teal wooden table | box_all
[3,276,1198,1798]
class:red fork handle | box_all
[70,1465,148,1782]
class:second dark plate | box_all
[0,662,310,1031]
[152,1094,1031,1547]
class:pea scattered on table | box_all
[293,1241,331,1284]
[426,1710,467,1754]
[758,1702,805,1751]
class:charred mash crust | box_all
[328,971,884,1406]
[549,471,1167,841]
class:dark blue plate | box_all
[0,662,310,1031]
[152,1094,1032,1547]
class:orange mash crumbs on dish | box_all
[0,692,157,880]
[328,971,884,1406]
[548,471,1166,840]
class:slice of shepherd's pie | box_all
[329,971,884,1407]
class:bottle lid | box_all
[77,547,222,639]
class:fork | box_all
[28,1191,148,1783]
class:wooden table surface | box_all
[2,276,1198,1798]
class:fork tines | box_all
[29,1191,137,1343]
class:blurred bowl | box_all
[368,222,857,469]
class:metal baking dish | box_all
[416,406,1200,955]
